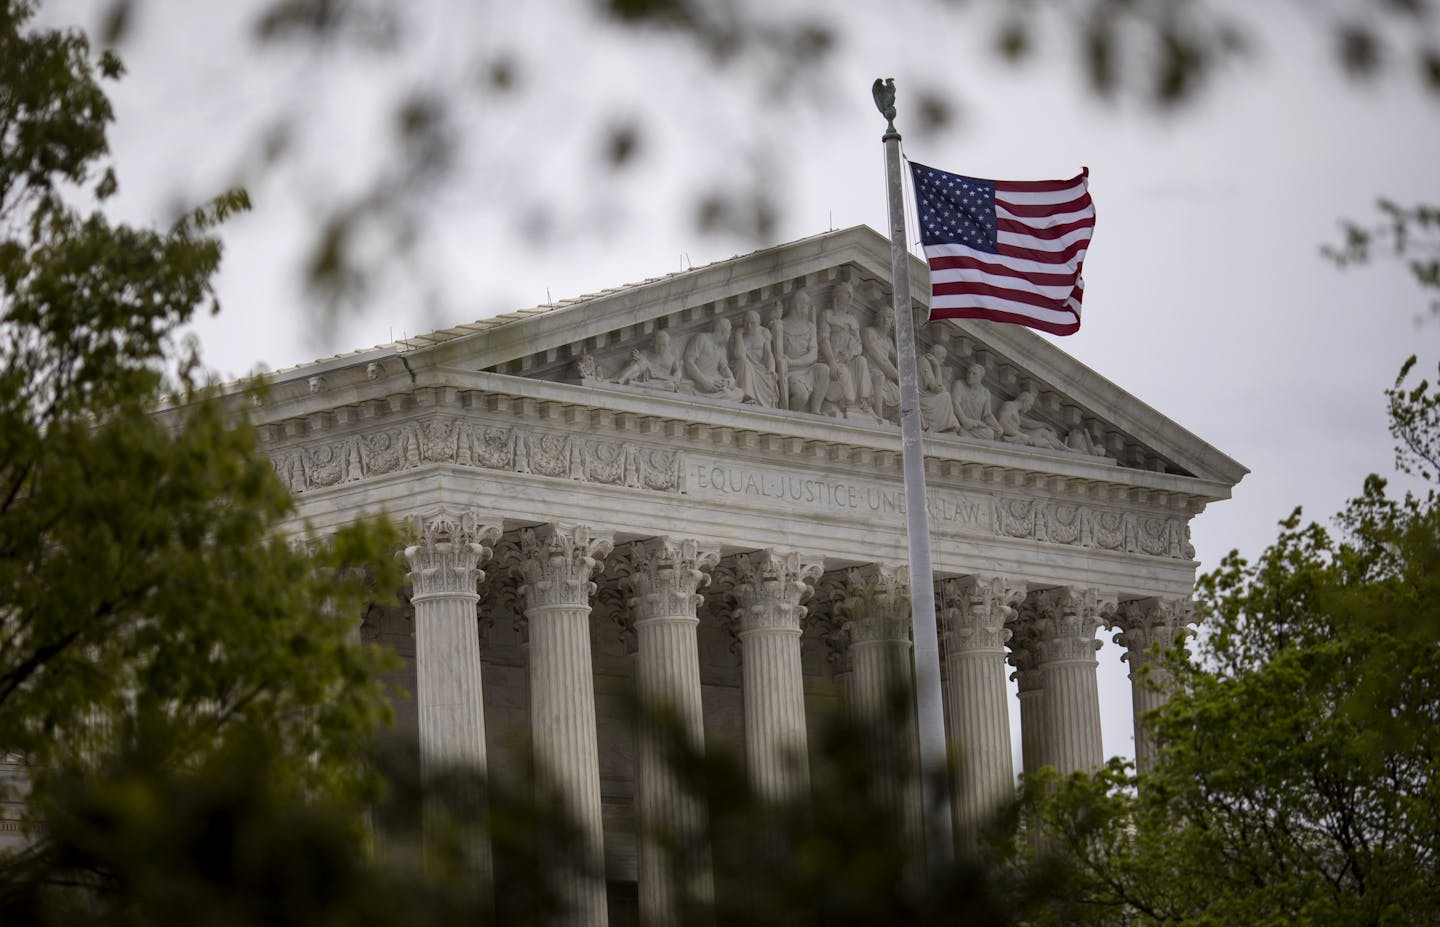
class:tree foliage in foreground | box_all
[0,0,401,870]
[1033,357,1440,926]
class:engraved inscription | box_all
[685,460,991,530]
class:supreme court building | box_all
[253,226,1245,923]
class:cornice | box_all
[254,366,1231,510]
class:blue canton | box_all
[911,162,998,253]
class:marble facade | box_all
[251,226,1246,924]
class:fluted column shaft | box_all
[1115,597,1191,773]
[406,512,502,881]
[941,576,1023,850]
[519,525,614,927]
[841,564,921,844]
[625,539,719,927]
[734,550,822,800]
[1032,588,1113,776]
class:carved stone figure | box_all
[683,317,744,401]
[776,289,831,414]
[616,330,684,389]
[1066,423,1109,457]
[817,282,872,416]
[730,309,779,407]
[996,390,1069,451]
[918,344,960,433]
[951,363,1001,440]
[860,305,900,421]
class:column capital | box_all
[733,549,822,636]
[1113,596,1195,668]
[515,523,614,609]
[1005,615,1045,693]
[939,574,1025,654]
[1031,586,1116,665]
[839,563,911,645]
[624,536,721,623]
[404,511,503,600]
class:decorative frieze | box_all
[265,421,1195,561]
[268,419,686,496]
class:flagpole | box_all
[873,78,954,870]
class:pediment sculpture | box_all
[573,280,1111,460]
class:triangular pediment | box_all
[403,226,1244,490]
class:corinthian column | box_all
[1032,587,1115,775]
[940,575,1024,850]
[732,549,822,800]
[1005,609,1047,778]
[624,537,719,927]
[517,524,614,927]
[1114,596,1192,773]
[839,564,921,842]
[405,512,503,876]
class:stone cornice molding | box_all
[939,575,1025,654]
[404,512,503,602]
[732,549,823,637]
[253,368,1235,509]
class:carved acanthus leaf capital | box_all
[733,549,823,635]
[624,537,721,623]
[1113,596,1195,665]
[1030,586,1116,665]
[940,574,1025,653]
[839,563,911,645]
[1005,614,1044,692]
[404,511,503,600]
[514,524,614,610]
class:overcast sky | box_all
[50,0,1440,762]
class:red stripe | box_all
[933,279,1079,312]
[928,305,1080,336]
[997,192,1093,218]
[993,173,1088,193]
[928,254,1078,287]
[997,215,1095,240]
[996,238,1090,265]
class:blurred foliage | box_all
[0,685,1089,926]
[1029,357,1440,925]
[74,0,1440,321]
[1,0,404,869]
[1324,199,1440,322]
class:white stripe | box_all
[993,182,1087,207]
[928,266,1077,301]
[923,242,1084,277]
[929,292,1080,325]
[996,203,1095,227]
[999,227,1092,252]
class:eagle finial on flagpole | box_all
[872,77,899,140]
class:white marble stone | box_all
[623,537,719,926]
[241,227,1246,912]
[516,524,614,926]
[732,549,822,799]
[940,574,1024,850]
[1114,596,1194,773]
[405,511,502,878]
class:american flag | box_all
[908,161,1095,336]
